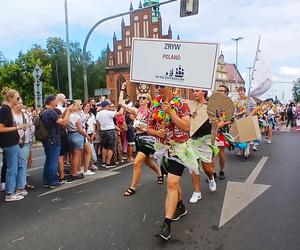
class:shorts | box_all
[126,126,135,145]
[60,132,69,156]
[166,159,185,177]
[67,132,84,150]
[135,133,155,156]
[101,129,116,150]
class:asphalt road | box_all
[0,131,299,250]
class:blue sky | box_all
[1,0,299,102]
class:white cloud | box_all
[279,67,300,77]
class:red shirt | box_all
[148,96,190,145]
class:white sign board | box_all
[130,38,219,90]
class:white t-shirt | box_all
[84,112,96,134]
[57,104,65,114]
[67,112,83,132]
[96,110,116,131]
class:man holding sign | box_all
[147,85,191,241]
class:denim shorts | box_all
[68,132,84,150]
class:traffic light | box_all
[180,0,199,17]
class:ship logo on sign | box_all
[155,65,185,81]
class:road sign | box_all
[32,64,43,81]
[34,81,43,107]
[94,88,111,96]
[130,38,219,90]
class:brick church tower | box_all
[106,0,173,103]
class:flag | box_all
[249,49,273,97]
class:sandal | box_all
[157,175,164,185]
[124,187,136,196]
[25,184,35,189]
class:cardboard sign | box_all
[130,38,219,90]
[230,116,261,143]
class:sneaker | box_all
[77,170,84,175]
[58,177,67,184]
[189,192,202,203]
[0,182,5,192]
[105,163,116,168]
[213,172,218,179]
[83,170,96,176]
[101,163,106,167]
[66,175,84,182]
[172,204,187,221]
[90,165,98,171]
[157,222,171,241]
[267,140,271,144]
[16,189,28,196]
[5,193,24,202]
[252,144,258,151]
[219,171,225,180]
[208,177,216,192]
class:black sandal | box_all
[124,187,136,196]
[157,176,164,184]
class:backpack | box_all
[287,107,293,116]
[34,111,48,141]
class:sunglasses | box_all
[155,85,166,89]
[139,96,147,100]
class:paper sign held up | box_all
[230,116,261,143]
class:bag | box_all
[34,111,48,141]
[19,112,27,148]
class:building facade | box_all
[106,0,173,103]
[105,1,245,102]
[215,52,245,98]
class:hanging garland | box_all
[152,96,181,123]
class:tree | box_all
[0,46,56,107]
[292,78,300,103]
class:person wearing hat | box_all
[96,100,124,168]
[40,95,71,188]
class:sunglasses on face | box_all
[139,96,147,100]
[155,85,166,89]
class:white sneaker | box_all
[208,177,217,192]
[252,145,258,151]
[5,193,24,202]
[83,170,96,176]
[267,140,271,144]
[16,189,28,196]
[0,182,5,192]
[91,165,98,171]
[189,192,202,203]
[77,170,84,175]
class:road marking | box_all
[219,156,271,228]
[38,162,133,197]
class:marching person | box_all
[213,85,232,180]
[234,87,256,161]
[187,89,217,204]
[121,90,163,196]
[0,88,28,201]
[147,85,191,240]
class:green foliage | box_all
[0,37,107,105]
[292,78,300,103]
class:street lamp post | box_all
[247,66,253,87]
[231,37,244,70]
[82,0,179,101]
[65,0,73,99]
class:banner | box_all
[130,38,219,90]
[250,49,273,97]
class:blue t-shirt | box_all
[41,108,61,147]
